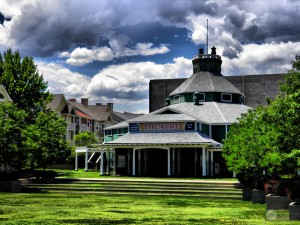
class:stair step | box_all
[22,178,242,199]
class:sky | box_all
[1,0,300,114]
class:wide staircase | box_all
[22,178,242,200]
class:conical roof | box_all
[169,72,243,96]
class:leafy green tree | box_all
[74,131,98,147]
[0,49,52,122]
[223,55,300,186]
[23,110,73,170]
[0,102,28,172]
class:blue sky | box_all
[1,0,300,113]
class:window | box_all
[174,95,180,103]
[106,130,112,136]
[221,93,232,102]
[117,128,123,135]
[96,126,99,131]
[87,121,90,127]
[193,92,205,102]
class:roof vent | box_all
[193,91,201,105]
[165,98,170,106]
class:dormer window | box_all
[221,93,232,102]
[174,95,180,103]
[193,92,205,102]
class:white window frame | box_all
[221,93,232,102]
[107,129,112,136]
[117,128,123,136]
[174,95,180,103]
[193,92,205,102]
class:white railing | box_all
[67,123,76,131]
[80,124,88,131]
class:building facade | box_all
[99,47,252,177]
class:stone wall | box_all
[149,74,284,112]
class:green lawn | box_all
[0,192,296,225]
[55,169,239,181]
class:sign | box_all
[129,123,139,132]
[130,122,195,133]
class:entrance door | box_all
[145,149,167,177]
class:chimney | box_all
[211,46,216,55]
[199,48,204,55]
[69,99,76,102]
[96,103,102,106]
[107,102,113,112]
[81,98,88,106]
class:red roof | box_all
[75,110,93,120]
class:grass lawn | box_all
[54,169,239,181]
[0,192,296,225]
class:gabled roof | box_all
[47,94,65,112]
[67,101,111,121]
[0,84,12,102]
[169,72,243,96]
[165,102,251,124]
[112,111,144,123]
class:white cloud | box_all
[36,61,91,97]
[63,43,170,66]
[36,57,191,112]
[222,41,300,75]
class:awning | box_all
[75,110,93,120]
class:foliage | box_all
[0,102,28,171]
[0,49,71,172]
[223,55,300,189]
[23,110,73,170]
[74,131,98,147]
[0,49,52,122]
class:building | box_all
[96,47,252,177]
[48,94,143,146]
[149,73,284,112]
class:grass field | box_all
[55,169,239,181]
[0,192,296,225]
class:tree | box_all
[23,110,73,170]
[0,49,52,122]
[223,55,300,188]
[0,102,28,172]
[74,131,98,147]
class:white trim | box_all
[221,93,232,102]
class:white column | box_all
[132,149,136,176]
[210,151,214,177]
[100,148,104,175]
[138,149,141,175]
[167,148,171,176]
[85,151,88,171]
[202,147,207,176]
[172,148,175,176]
[106,148,110,175]
[75,153,78,171]
[113,148,116,176]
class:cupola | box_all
[192,46,222,75]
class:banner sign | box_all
[129,122,195,133]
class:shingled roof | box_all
[169,72,243,96]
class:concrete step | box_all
[22,178,242,199]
